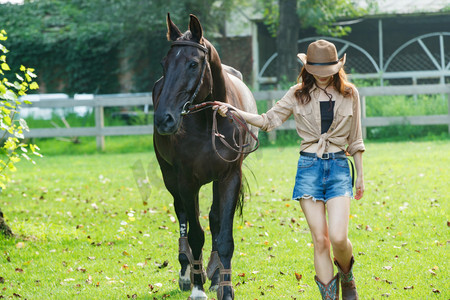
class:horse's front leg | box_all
[174,195,192,291]
[215,170,242,300]
[182,185,207,300]
[154,150,193,291]
[206,181,221,292]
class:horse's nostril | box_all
[164,113,175,124]
[156,112,174,126]
[155,112,178,135]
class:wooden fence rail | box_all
[20,84,450,150]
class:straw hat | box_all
[297,40,346,77]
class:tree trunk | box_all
[276,0,300,85]
[0,208,13,237]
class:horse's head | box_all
[154,14,213,135]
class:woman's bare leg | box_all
[300,198,334,283]
[327,196,353,272]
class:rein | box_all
[171,40,209,116]
[170,40,259,162]
[186,101,260,163]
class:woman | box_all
[214,39,365,299]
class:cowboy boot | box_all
[315,274,339,300]
[334,256,359,300]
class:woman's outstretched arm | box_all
[213,102,265,128]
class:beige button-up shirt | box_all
[260,83,365,157]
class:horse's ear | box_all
[166,13,182,41]
[189,14,203,43]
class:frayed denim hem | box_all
[292,194,325,203]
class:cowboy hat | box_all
[297,39,346,77]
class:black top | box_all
[320,101,335,134]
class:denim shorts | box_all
[292,153,353,203]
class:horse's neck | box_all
[205,40,227,101]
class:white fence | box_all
[20,84,450,150]
[21,93,154,150]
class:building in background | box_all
[220,0,450,90]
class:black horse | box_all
[153,14,258,300]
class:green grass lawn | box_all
[0,140,448,299]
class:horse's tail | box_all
[235,173,247,218]
[235,163,256,218]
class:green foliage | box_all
[0,0,249,95]
[0,141,448,298]
[0,30,41,189]
[261,0,376,37]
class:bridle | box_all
[171,40,209,116]
[169,39,259,162]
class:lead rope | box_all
[185,101,259,162]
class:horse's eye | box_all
[189,61,198,69]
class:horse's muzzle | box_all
[155,112,179,135]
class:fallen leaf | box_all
[22,260,32,266]
[238,273,245,277]
[432,288,440,293]
[15,268,24,273]
[15,242,25,249]
[383,266,392,270]
[428,269,437,276]
[403,286,413,289]
[295,272,302,281]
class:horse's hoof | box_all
[179,277,191,291]
[179,269,191,291]
[217,286,234,300]
[189,286,208,300]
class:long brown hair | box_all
[294,67,354,104]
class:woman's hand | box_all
[213,102,234,117]
[354,175,364,200]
